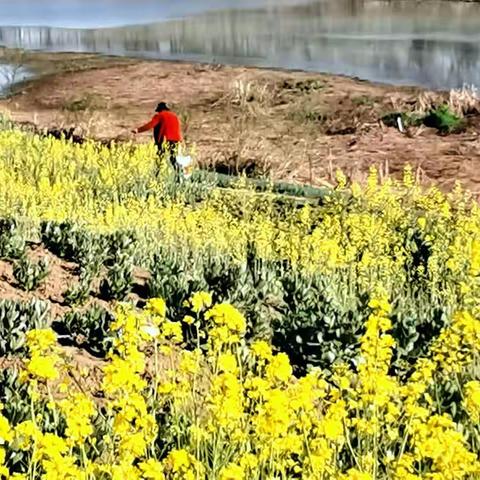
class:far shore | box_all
[1,47,479,193]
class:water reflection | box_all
[0,64,31,96]
[0,0,296,28]
[1,0,480,89]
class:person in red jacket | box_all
[132,102,182,170]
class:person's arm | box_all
[132,114,161,134]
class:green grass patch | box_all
[382,104,466,134]
[423,105,466,134]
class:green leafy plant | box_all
[423,104,466,134]
[40,223,143,307]
[0,218,26,260]
[40,220,78,259]
[273,271,366,375]
[12,256,49,292]
[40,221,107,272]
[0,368,31,425]
[63,268,93,307]
[104,230,137,265]
[0,368,35,474]
[381,111,423,129]
[147,249,208,320]
[0,367,66,474]
[60,306,114,357]
[0,300,50,355]
[100,255,134,301]
[226,258,286,341]
[382,105,466,135]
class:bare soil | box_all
[0,244,154,372]
[0,245,146,319]
[1,50,480,193]
[0,246,181,383]
[0,248,75,318]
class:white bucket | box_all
[176,155,193,178]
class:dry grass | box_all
[201,125,273,177]
[448,85,480,116]
[414,86,479,117]
[62,93,109,113]
[214,77,277,117]
[52,110,115,139]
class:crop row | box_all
[0,296,478,478]
[0,214,475,376]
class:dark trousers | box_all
[157,141,179,171]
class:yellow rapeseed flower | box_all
[27,355,59,381]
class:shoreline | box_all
[1,48,480,193]
[0,46,419,92]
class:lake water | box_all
[0,0,480,89]
[0,64,31,95]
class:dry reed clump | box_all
[214,77,278,116]
[448,85,480,116]
[202,134,273,177]
[53,107,116,140]
[415,85,479,116]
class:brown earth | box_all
[0,247,77,318]
[0,245,180,384]
[1,49,480,193]
[0,245,147,320]
[0,244,153,373]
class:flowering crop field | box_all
[0,119,479,478]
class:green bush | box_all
[423,105,466,134]
[381,112,423,129]
[100,255,134,301]
[40,220,107,271]
[60,306,114,357]
[99,231,138,301]
[41,220,79,259]
[63,268,94,307]
[0,369,31,426]
[12,256,49,292]
[104,230,137,266]
[41,223,141,299]
[224,257,286,340]
[0,300,50,355]
[0,218,26,260]
[147,249,207,318]
[382,105,466,135]
[0,367,65,474]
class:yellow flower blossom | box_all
[139,458,165,479]
[464,381,480,423]
[188,292,213,314]
[27,355,59,380]
[220,463,244,480]
[147,298,167,318]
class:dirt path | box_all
[1,51,480,192]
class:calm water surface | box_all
[0,64,31,94]
[0,0,480,89]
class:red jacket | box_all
[137,110,182,144]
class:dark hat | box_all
[155,102,169,112]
